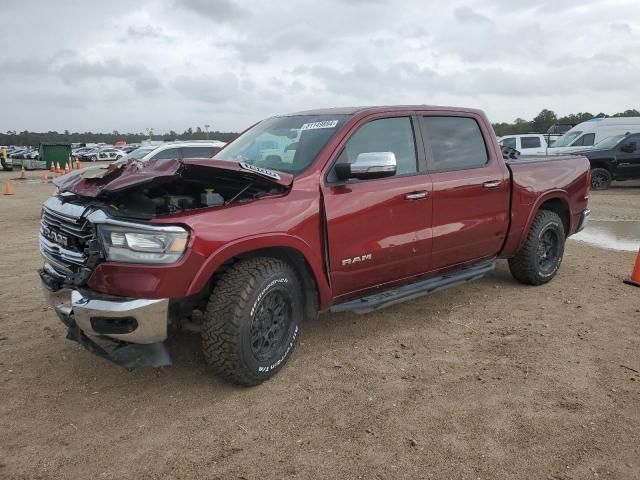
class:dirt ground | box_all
[0,170,638,480]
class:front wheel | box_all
[202,257,303,386]
[90,155,97,162]
[508,210,566,286]
[590,167,612,190]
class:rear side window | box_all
[335,116,418,177]
[572,133,595,147]
[500,137,516,149]
[423,116,488,171]
[181,146,217,158]
[521,136,541,149]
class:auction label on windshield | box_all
[300,120,339,130]
[239,162,281,180]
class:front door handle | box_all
[404,191,429,200]
[483,180,502,189]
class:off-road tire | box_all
[202,257,303,386]
[590,167,612,190]
[508,210,566,286]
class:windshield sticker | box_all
[300,120,339,131]
[239,162,281,180]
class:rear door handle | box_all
[404,191,429,200]
[483,180,502,189]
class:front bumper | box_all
[40,268,172,368]
[576,208,590,233]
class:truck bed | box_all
[501,154,591,257]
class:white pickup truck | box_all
[498,134,548,156]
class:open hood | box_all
[52,158,293,219]
[54,158,293,198]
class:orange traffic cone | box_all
[624,248,640,287]
[65,162,70,173]
[57,164,63,174]
[3,180,13,195]
[75,159,81,170]
[42,171,49,183]
[50,162,56,173]
[19,166,27,180]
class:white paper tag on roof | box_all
[300,120,339,131]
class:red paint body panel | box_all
[80,106,590,309]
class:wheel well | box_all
[539,198,570,236]
[216,247,320,321]
[590,160,613,172]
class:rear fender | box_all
[510,190,571,255]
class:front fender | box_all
[187,233,332,307]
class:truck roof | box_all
[285,105,485,117]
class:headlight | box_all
[97,224,189,264]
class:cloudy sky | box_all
[1,0,639,133]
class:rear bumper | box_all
[575,208,590,233]
[40,268,171,368]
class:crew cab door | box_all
[419,114,510,270]
[321,115,433,298]
[616,134,640,179]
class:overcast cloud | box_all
[0,0,638,132]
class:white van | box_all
[546,117,640,155]
[498,134,547,156]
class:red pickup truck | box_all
[40,106,591,385]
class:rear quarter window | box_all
[423,116,489,171]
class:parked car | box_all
[39,106,590,386]
[117,141,226,163]
[498,134,548,156]
[547,117,640,155]
[573,132,640,189]
[79,147,125,162]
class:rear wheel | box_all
[201,257,303,386]
[90,155,97,162]
[590,167,612,190]
[509,210,565,285]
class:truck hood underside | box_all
[54,158,293,197]
[53,158,293,219]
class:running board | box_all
[330,261,496,314]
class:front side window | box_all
[500,137,516,149]
[521,136,541,149]
[423,116,488,171]
[333,117,418,178]
[554,131,582,147]
[572,133,595,147]
[214,114,350,174]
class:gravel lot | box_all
[0,171,638,480]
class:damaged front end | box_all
[54,157,292,218]
[41,157,292,369]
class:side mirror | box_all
[335,152,397,181]
[621,142,637,153]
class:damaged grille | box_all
[39,198,97,281]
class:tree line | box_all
[492,109,640,137]
[3,108,640,146]
[0,127,239,148]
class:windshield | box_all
[593,135,625,150]
[213,114,350,174]
[553,131,582,148]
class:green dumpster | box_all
[39,143,72,170]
